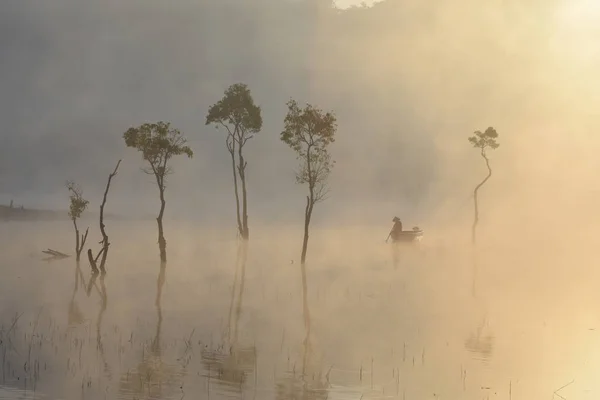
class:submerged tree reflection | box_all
[275,261,329,400]
[201,241,257,395]
[67,262,86,328]
[118,262,185,398]
[464,317,494,362]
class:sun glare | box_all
[558,0,600,27]
[334,0,382,9]
[553,0,600,68]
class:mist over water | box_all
[2,0,600,399]
[1,220,600,399]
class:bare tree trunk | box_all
[472,152,492,245]
[301,145,315,266]
[157,187,167,263]
[73,219,88,262]
[73,219,80,261]
[79,228,88,262]
[238,144,249,240]
[300,195,314,265]
[229,138,243,239]
[89,160,121,274]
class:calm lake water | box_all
[0,220,599,399]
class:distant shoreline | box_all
[0,205,150,222]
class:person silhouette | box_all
[387,216,403,243]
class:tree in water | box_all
[124,122,193,262]
[468,127,500,244]
[206,83,262,240]
[281,99,337,265]
[87,160,121,274]
[66,181,89,262]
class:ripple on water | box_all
[0,386,45,400]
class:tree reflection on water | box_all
[200,241,257,396]
[118,262,186,399]
[275,260,329,400]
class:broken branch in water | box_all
[41,249,70,258]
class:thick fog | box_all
[2,2,600,399]
[1,0,599,233]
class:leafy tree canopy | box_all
[281,99,336,157]
[205,83,262,137]
[468,127,499,152]
[66,181,89,220]
[123,121,193,180]
[281,99,337,199]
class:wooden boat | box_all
[391,227,424,243]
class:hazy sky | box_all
[1,0,599,231]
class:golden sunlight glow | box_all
[557,0,600,39]
[553,0,600,80]
[334,0,382,9]
[560,0,600,23]
[5,1,600,399]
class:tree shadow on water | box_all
[275,261,329,400]
[465,250,495,363]
[201,241,257,396]
[67,262,87,327]
[118,262,185,399]
[390,241,422,271]
[464,317,495,363]
[391,242,400,269]
[94,270,109,378]
[67,260,110,378]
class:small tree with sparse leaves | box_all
[281,99,337,265]
[468,127,500,244]
[66,181,89,262]
[206,83,262,241]
[124,121,193,262]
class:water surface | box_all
[0,221,598,399]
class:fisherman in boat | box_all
[388,216,403,243]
